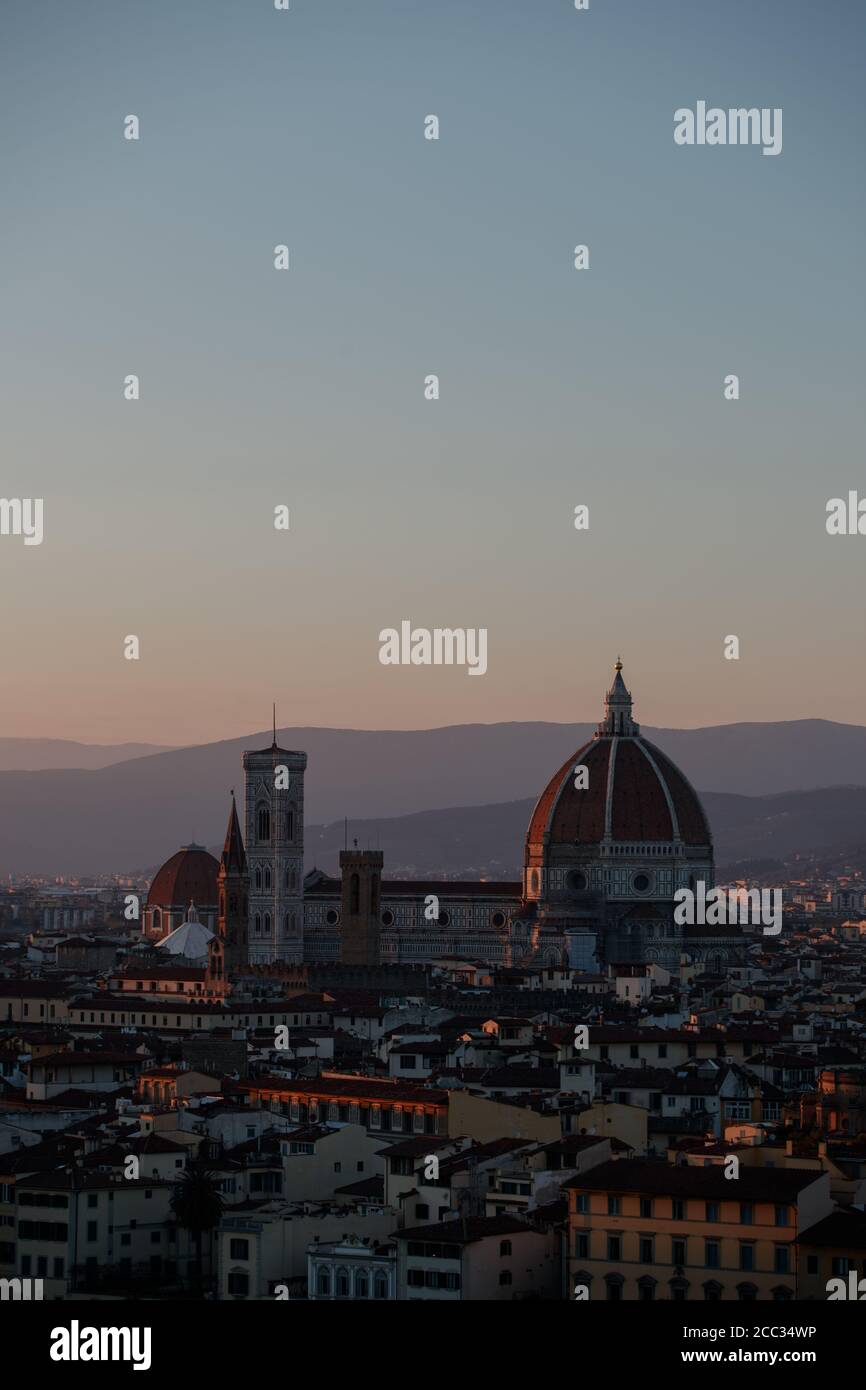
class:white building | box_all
[307,1233,395,1300]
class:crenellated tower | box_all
[339,846,383,966]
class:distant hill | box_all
[0,739,174,771]
[302,786,866,880]
[1,719,866,875]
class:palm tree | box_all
[170,1165,225,1297]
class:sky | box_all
[1,0,864,744]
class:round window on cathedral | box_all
[491,911,505,928]
[381,910,394,926]
[326,909,340,926]
[567,870,588,893]
[632,872,652,895]
[438,910,450,927]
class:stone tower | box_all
[339,847,383,966]
[243,728,307,965]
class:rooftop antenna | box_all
[273,703,277,747]
[344,818,348,851]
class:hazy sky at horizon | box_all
[1,0,864,744]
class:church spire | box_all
[597,658,639,737]
[212,792,250,993]
[221,793,247,874]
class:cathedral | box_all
[143,662,743,986]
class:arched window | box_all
[605,1274,624,1301]
[284,912,291,935]
[530,870,540,894]
[336,1267,349,1299]
[499,1240,512,1257]
[254,913,261,935]
[703,1280,723,1301]
[257,806,270,842]
[354,1270,369,1299]
[499,1271,512,1286]
[255,868,262,890]
[373,1270,388,1300]
[264,867,271,891]
[316,1266,331,1298]
[150,907,161,937]
[263,913,271,935]
[350,874,360,914]
[286,811,294,841]
[737,1283,758,1302]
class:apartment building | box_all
[217,1200,397,1298]
[27,1051,146,1101]
[14,1167,195,1298]
[277,1122,385,1201]
[797,1209,866,1299]
[566,1159,832,1301]
[394,1215,559,1301]
[230,1074,448,1139]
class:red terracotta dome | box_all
[526,662,711,851]
[146,844,219,908]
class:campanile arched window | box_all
[257,806,270,842]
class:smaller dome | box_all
[156,918,214,961]
[147,845,219,909]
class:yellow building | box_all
[566,1159,832,1300]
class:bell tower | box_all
[243,718,307,965]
